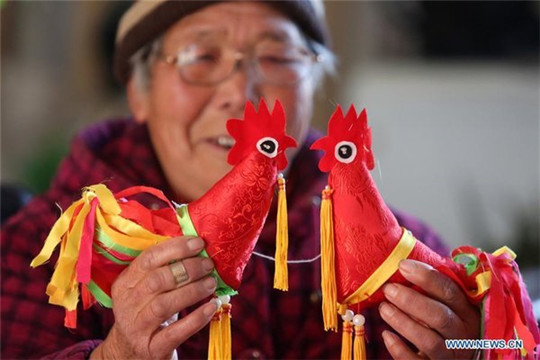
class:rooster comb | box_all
[227,99,297,170]
[311,104,375,172]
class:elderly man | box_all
[1,1,479,359]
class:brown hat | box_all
[113,0,331,84]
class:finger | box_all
[382,330,424,360]
[139,257,215,295]
[135,275,217,329]
[399,259,475,319]
[150,298,220,356]
[379,301,452,359]
[132,236,205,274]
[383,283,463,339]
[112,237,206,299]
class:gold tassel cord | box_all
[320,186,338,331]
[341,321,353,360]
[353,318,366,360]
[274,174,289,291]
[208,306,223,360]
[220,303,232,360]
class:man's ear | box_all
[127,78,149,124]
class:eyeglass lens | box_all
[174,39,314,85]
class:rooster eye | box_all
[335,141,357,164]
[256,137,278,158]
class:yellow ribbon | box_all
[32,188,99,310]
[492,245,516,260]
[97,211,167,250]
[342,228,416,305]
[467,271,492,298]
[30,198,84,268]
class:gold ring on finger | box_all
[169,260,189,287]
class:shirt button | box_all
[237,348,265,359]
[310,291,321,303]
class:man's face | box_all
[129,2,316,201]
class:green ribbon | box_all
[453,253,479,276]
[96,228,142,257]
[176,204,237,297]
[93,243,131,265]
[87,280,112,308]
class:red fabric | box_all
[189,151,276,290]
[76,198,98,284]
[1,119,449,359]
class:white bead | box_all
[211,298,222,309]
[353,314,365,326]
[341,309,354,322]
[218,295,231,305]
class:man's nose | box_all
[215,59,261,113]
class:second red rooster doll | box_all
[311,105,539,360]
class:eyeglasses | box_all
[158,39,323,86]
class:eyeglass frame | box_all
[156,39,325,87]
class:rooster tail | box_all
[274,173,289,291]
[321,185,338,331]
[446,246,540,359]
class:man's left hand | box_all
[379,259,480,359]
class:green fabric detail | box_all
[87,280,113,308]
[453,253,479,276]
[96,228,142,257]
[175,204,237,297]
[93,244,131,265]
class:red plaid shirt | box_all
[1,119,449,359]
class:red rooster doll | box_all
[311,105,539,360]
[31,99,296,360]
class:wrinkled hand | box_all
[379,259,480,359]
[90,236,218,360]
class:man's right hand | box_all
[90,236,218,360]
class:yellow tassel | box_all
[274,173,289,291]
[208,306,222,360]
[353,324,366,360]
[341,321,353,360]
[220,303,232,360]
[321,186,338,331]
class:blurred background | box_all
[1,1,538,275]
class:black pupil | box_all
[260,140,276,154]
[338,145,353,159]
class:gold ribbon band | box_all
[342,228,416,305]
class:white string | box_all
[252,251,321,264]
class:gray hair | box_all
[129,37,336,93]
[130,37,163,93]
